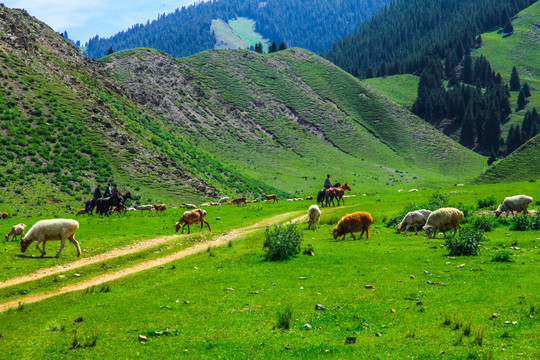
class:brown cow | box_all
[262,194,277,203]
[174,209,212,234]
[231,197,247,205]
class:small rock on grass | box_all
[410,275,415,279]
[490,313,498,319]
[315,304,326,310]
[365,285,374,289]
[375,332,382,337]
[138,335,148,343]
[303,324,312,330]
[390,309,396,313]
[225,288,234,291]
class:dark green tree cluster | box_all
[86,0,390,59]
[516,82,531,110]
[323,0,535,78]
[506,108,539,154]
[412,55,512,155]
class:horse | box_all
[97,192,133,216]
[84,198,98,215]
[324,183,351,207]
[317,182,341,207]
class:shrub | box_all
[529,215,540,230]
[275,305,293,330]
[510,214,529,231]
[470,216,493,232]
[426,193,448,210]
[263,223,303,261]
[494,216,511,226]
[477,195,497,209]
[492,250,514,263]
[445,226,484,256]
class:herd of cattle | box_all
[1,192,535,258]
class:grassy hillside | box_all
[0,6,285,215]
[476,134,540,183]
[103,48,487,196]
[364,74,419,108]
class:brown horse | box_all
[324,183,351,207]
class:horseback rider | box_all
[324,174,332,189]
[111,184,124,203]
[104,182,112,197]
[93,184,103,198]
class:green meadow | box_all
[0,181,538,359]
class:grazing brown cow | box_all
[153,203,167,211]
[231,197,247,205]
[174,209,212,234]
[262,194,277,203]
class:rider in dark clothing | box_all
[111,184,124,202]
[94,185,103,198]
[104,183,112,197]
[324,174,332,189]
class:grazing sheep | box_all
[306,196,314,200]
[495,195,533,217]
[397,209,432,235]
[126,207,137,212]
[5,223,26,242]
[75,209,88,216]
[262,194,277,202]
[423,208,464,238]
[307,205,321,230]
[174,209,211,234]
[332,212,373,240]
[231,197,247,205]
[218,197,229,205]
[181,203,197,209]
[153,203,167,211]
[398,189,405,193]
[1,212,8,219]
[137,204,153,212]
[408,189,419,192]
[20,219,81,258]
[200,203,211,207]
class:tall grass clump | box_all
[263,223,303,261]
[274,305,293,330]
[529,215,540,230]
[492,249,514,263]
[477,195,497,209]
[445,226,484,256]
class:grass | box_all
[364,74,419,108]
[0,181,538,359]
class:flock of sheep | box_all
[2,194,534,258]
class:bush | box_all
[477,195,497,209]
[492,250,514,263]
[445,226,484,256]
[494,216,511,226]
[529,215,540,230]
[470,216,493,232]
[263,223,303,261]
[425,193,448,210]
[510,214,529,231]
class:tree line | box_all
[86,0,390,59]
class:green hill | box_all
[0,6,285,215]
[476,134,540,183]
[102,47,487,196]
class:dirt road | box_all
[0,211,305,312]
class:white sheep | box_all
[20,219,81,258]
[218,197,229,205]
[126,207,137,212]
[137,204,153,212]
[397,209,432,235]
[307,205,321,230]
[5,223,26,242]
[423,208,464,238]
[181,203,197,209]
[495,195,533,217]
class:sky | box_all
[3,0,198,44]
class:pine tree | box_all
[462,55,473,84]
[365,67,375,79]
[509,66,520,91]
[503,17,514,33]
[268,41,278,53]
[254,42,263,53]
[521,82,531,97]
[487,149,496,166]
[278,42,287,51]
[517,90,527,110]
[460,106,476,147]
[107,46,114,55]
